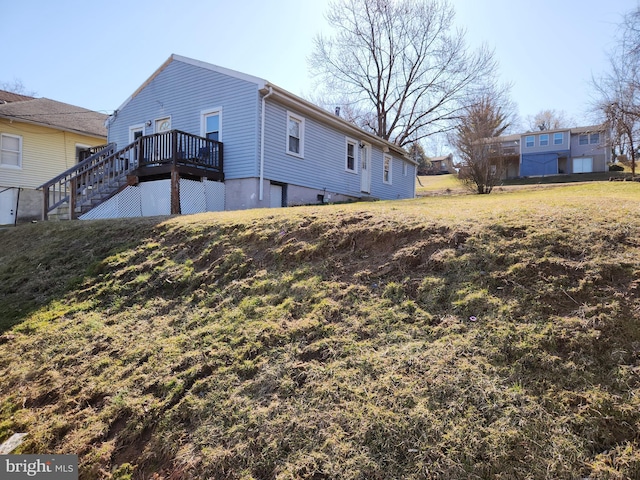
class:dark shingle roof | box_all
[0,97,107,138]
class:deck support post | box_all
[170,130,181,215]
[170,167,181,215]
[42,189,49,221]
[69,181,77,220]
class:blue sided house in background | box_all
[43,54,416,220]
[518,126,610,178]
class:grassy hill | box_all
[1,183,640,479]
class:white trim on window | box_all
[383,154,392,185]
[286,111,305,158]
[0,133,22,169]
[525,135,534,148]
[155,116,171,133]
[200,107,222,141]
[553,132,563,145]
[345,137,358,173]
[539,134,549,146]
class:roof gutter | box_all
[264,84,414,164]
[259,86,274,201]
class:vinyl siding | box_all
[263,99,414,200]
[521,130,570,154]
[0,119,105,189]
[569,132,608,173]
[108,58,414,202]
[108,59,261,179]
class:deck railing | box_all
[137,130,223,170]
[39,130,223,220]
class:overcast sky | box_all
[1,0,635,152]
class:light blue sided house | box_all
[41,55,416,220]
[489,126,611,179]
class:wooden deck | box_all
[39,130,223,219]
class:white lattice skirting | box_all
[80,179,225,220]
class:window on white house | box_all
[539,134,549,146]
[579,134,588,145]
[525,135,534,148]
[554,132,563,145]
[346,139,357,172]
[383,154,392,184]
[403,162,408,176]
[286,112,304,157]
[0,133,22,168]
[590,133,600,144]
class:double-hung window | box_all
[383,154,392,184]
[539,134,549,146]
[525,135,534,148]
[287,112,304,158]
[346,138,357,172]
[554,132,563,145]
[0,133,22,168]
[204,111,220,141]
[579,134,588,145]
[590,133,600,144]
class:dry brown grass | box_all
[1,182,640,479]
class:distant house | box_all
[478,125,610,179]
[425,154,455,175]
[0,92,107,224]
[59,54,416,221]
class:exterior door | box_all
[129,125,144,168]
[360,143,371,193]
[270,184,283,208]
[0,188,17,225]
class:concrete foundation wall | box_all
[286,183,356,206]
[224,177,358,211]
[16,188,41,223]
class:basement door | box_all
[0,188,17,225]
[360,143,371,194]
[270,184,283,208]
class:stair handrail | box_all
[39,141,134,219]
[39,130,224,220]
[38,143,117,191]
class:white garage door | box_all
[573,157,593,173]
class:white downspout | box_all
[260,86,274,201]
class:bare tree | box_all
[526,109,574,131]
[454,89,514,194]
[592,5,640,177]
[0,78,36,96]
[309,0,496,147]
